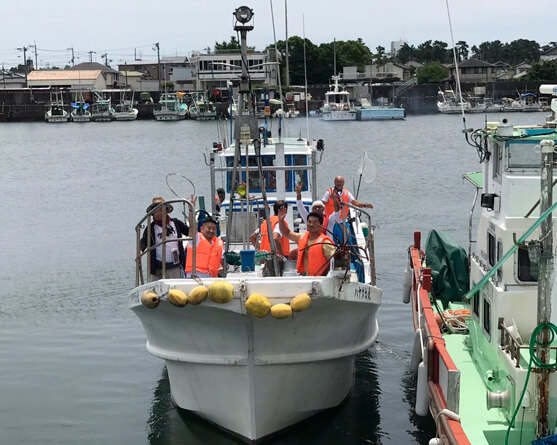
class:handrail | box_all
[135,198,195,286]
[464,199,557,300]
[340,202,376,285]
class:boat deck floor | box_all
[443,332,536,444]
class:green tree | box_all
[431,40,449,63]
[215,36,254,52]
[374,45,388,65]
[415,62,449,84]
[505,39,540,65]
[524,60,557,81]
[396,43,416,64]
[455,40,469,61]
[415,40,434,63]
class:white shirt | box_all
[153,221,181,264]
[296,199,340,236]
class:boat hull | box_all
[153,111,186,121]
[130,276,380,441]
[356,107,405,120]
[322,110,356,121]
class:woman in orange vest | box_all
[322,176,374,219]
[279,211,335,276]
[185,218,223,278]
[250,200,290,257]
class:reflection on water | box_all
[401,371,436,444]
[147,351,382,444]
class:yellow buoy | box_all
[141,290,160,309]
[271,303,292,319]
[290,293,311,312]
[168,289,188,307]
[246,293,271,318]
[188,285,208,305]
[208,281,234,304]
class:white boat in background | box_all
[321,75,357,121]
[153,93,187,121]
[45,90,69,123]
[130,7,381,442]
[90,94,114,122]
[502,92,543,112]
[70,91,92,122]
[188,91,218,120]
[113,90,138,121]
[437,89,470,113]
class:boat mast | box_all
[536,139,556,438]
[223,6,280,274]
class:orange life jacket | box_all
[185,233,223,277]
[296,232,333,276]
[324,188,350,218]
[259,215,290,256]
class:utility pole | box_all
[67,46,75,66]
[284,0,289,87]
[155,42,161,91]
[33,41,38,69]
[88,51,96,63]
[17,46,28,86]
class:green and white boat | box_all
[406,85,557,445]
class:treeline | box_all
[217,36,556,85]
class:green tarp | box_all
[425,230,470,309]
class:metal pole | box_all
[155,42,161,91]
[536,139,555,439]
[284,0,289,87]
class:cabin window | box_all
[285,155,308,192]
[517,246,539,282]
[507,142,540,169]
[488,232,496,267]
[483,298,491,336]
[472,289,479,318]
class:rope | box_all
[505,322,557,445]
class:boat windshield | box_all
[225,154,309,193]
[507,142,546,169]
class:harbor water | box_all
[1,113,546,444]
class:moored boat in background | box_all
[437,88,470,114]
[45,89,69,123]
[321,75,357,121]
[405,84,557,444]
[153,93,187,121]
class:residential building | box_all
[448,58,505,83]
[27,69,108,90]
[541,46,557,61]
[0,71,27,88]
[190,49,281,91]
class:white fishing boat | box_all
[70,91,91,122]
[320,76,357,121]
[437,89,470,114]
[90,94,114,122]
[404,84,557,444]
[130,7,381,442]
[153,93,187,121]
[188,91,218,120]
[45,89,69,123]
[502,92,544,112]
[113,90,138,121]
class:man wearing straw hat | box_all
[140,197,189,282]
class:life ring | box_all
[343,104,350,111]
[330,104,337,111]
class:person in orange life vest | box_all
[215,188,225,215]
[295,182,341,235]
[322,176,373,218]
[184,217,223,278]
[140,197,189,282]
[249,200,290,258]
[278,211,335,276]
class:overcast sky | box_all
[1,0,555,68]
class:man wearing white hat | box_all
[295,183,339,235]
